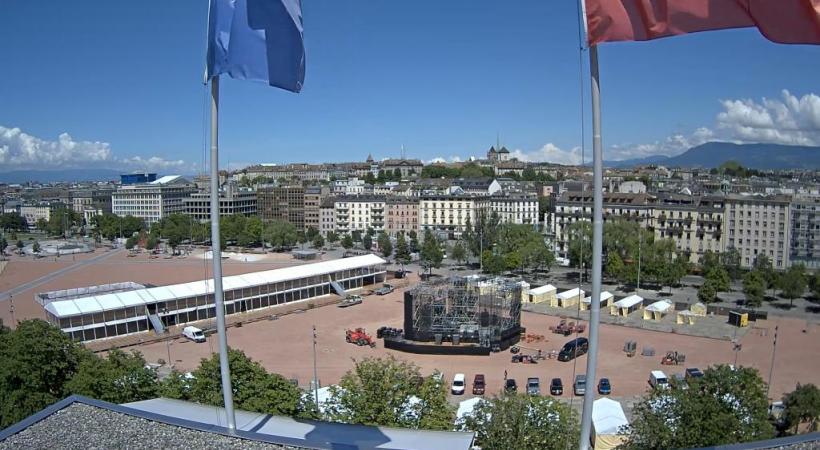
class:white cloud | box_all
[716,90,820,146]
[607,91,820,161]
[425,156,465,164]
[0,125,188,172]
[510,143,584,165]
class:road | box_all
[0,248,123,302]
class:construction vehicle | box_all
[345,328,376,347]
[510,346,547,360]
[338,295,363,308]
[661,351,686,365]
[549,319,587,336]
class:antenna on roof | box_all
[401,144,405,160]
[496,131,500,150]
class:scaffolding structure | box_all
[407,276,522,349]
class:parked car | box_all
[527,377,541,396]
[574,375,586,396]
[650,370,670,390]
[550,378,564,396]
[451,373,466,395]
[472,374,486,395]
[182,326,206,343]
[685,367,704,380]
[375,283,395,295]
[557,337,589,362]
[338,295,363,308]
[598,378,612,395]
[505,379,518,393]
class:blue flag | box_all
[207,0,305,93]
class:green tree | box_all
[326,356,455,430]
[722,247,742,280]
[65,349,158,404]
[0,236,7,255]
[351,230,362,243]
[567,221,592,271]
[743,270,766,308]
[312,233,325,249]
[158,370,193,400]
[701,250,721,274]
[341,234,354,250]
[35,218,48,233]
[408,230,419,253]
[362,234,372,250]
[262,220,298,249]
[16,240,24,251]
[706,266,731,292]
[125,236,138,250]
[0,320,89,428]
[189,349,302,416]
[305,226,319,242]
[698,278,720,304]
[481,250,506,275]
[145,236,158,250]
[420,229,443,275]
[377,232,392,258]
[394,233,411,266]
[32,241,41,253]
[450,240,467,265]
[779,264,807,307]
[621,365,773,449]
[810,272,820,299]
[0,213,27,232]
[782,383,820,433]
[462,393,579,450]
[326,231,339,247]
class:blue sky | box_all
[1,1,818,173]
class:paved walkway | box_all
[0,248,123,302]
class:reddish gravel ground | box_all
[2,255,818,402]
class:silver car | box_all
[574,375,586,396]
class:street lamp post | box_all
[312,325,320,409]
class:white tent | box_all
[580,291,613,311]
[556,288,584,308]
[456,397,486,423]
[609,294,643,316]
[528,284,557,304]
[643,299,674,321]
[591,398,629,450]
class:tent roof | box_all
[582,291,614,304]
[456,397,486,421]
[557,287,584,300]
[613,294,643,308]
[592,398,629,435]
[529,284,556,295]
[646,299,673,313]
[44,254,386,318]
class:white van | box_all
[650,370,669,389]
[451,373,466,395]
[183,326,206,343]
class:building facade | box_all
[256,186,305,228]
[112,176,195,225]
[789,194,819,269]
[724,195,791,269]
[319,197,336,236]
[304,185,329,232]
[419,195,484,239]
[485,195,539,226]
[183,183,257,222]
[334,195,386,235]
[385,197,419,237]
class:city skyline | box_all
[1,1,819,173]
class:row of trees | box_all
[2,320,818,447]
[420,162,495,179]
[0,213,27,232]
[567,219,690,288]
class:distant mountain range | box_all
[606,142,820,170]
[0,169,122,184]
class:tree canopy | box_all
[325,356,454,430]
[461,393,579,450]
[621,365,773,449]
[782,383,820,433]
[91,214,146,241]
[420,229,443,274]
[65,349,158,404]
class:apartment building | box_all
[333,195,386,235]
[70,189,113,215]
[183,183,257,222]
[385,197,419,237]
[790,194,819,269]
[552,192,653,258]
[379,159,423,178]
[304,185,329,232]
[724,194,791,269]
[319,197,336,236]
[485,195,539,226]
[112,176,195,226]
[419,195,486,239]
[20,203,55,228]
[652,194,724,264]
[256,186,305,229]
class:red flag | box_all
[585,0,820,46]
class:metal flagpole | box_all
[766,325,778,398]
[312,325,320,408]
[209,75,237,431]
[578,44,604,450]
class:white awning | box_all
[592,398,629,435]
[529,284,556,295]
[557,287,584,300]
[613,294,643,308]
[582,291,614,304]
[646,299,673,313]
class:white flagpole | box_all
[209,75,237,431]
[578,43,604,450]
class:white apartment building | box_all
[112,176,196,226]
[485,195,539,226]
[419,195,486,239]
[334,195,385,235]
[319,198,336,236]
[20,203,53,228]
[724,194,791,269]
[183,183,256,222]
[790,193,820,269]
